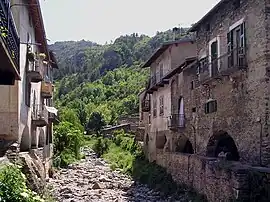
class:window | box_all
[210,40,218,76]
[227,22,246,68]
[192,107,196,113]
[160,63,164,79]
[191,81,194,90]
[205,100,217,114]
[159,96,164,115]
[153,99,157,117]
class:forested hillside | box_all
[51,28,189,130]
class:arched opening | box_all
[183,140,194,154]
[175,135,194,154]
[206,131,239,161]
[20,125,30,152]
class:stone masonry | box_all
[189,0,270,166]
[139,0,270,201]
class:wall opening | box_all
[175,135,194,154]
[206,131,239,161]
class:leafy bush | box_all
[92,137,110,157]
[0,164,45,202]
[86,112,106,135]
[53,121,84,167]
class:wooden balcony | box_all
[168,114,185,130]
[32,104,48,127]
[27,60,43,83]
[0,0,20,85]
[41,81,53,98]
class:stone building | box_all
[0,0,58,172]
[139,0,270,201]
[140,38,197,160]
[188,0,270,167]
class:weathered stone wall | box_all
[155,151,270,202]
[190,0,270,166]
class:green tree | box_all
[53,121,84,167]
[86,112,106,135]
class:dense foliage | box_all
[53,122,84,167]
[51,28,190,131]
[51,28,190,166]
[0,164,45,202]
[56,66,148,129]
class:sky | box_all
[40,0,220,45]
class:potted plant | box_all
[39,53,46,60]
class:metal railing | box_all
[168,114,185,129]
[0,0,19,70]
[32,104,48,123]
[199,47,247,82]
[28,59,43,74]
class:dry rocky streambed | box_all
[48,148,193,202]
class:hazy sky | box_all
[40,0,220,44]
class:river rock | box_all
[48,148,191,202]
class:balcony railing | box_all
[198,47,247,83]
[41,81,53,98]
[32,104,48,127]
[0,0,19,71]
[168,114,185,129]
[27,60,43,82]
[146,71,170,93]
[142,99,150,112]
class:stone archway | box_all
[175,135,194,154]
[206,131,239,161]
[20,125,30,152]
